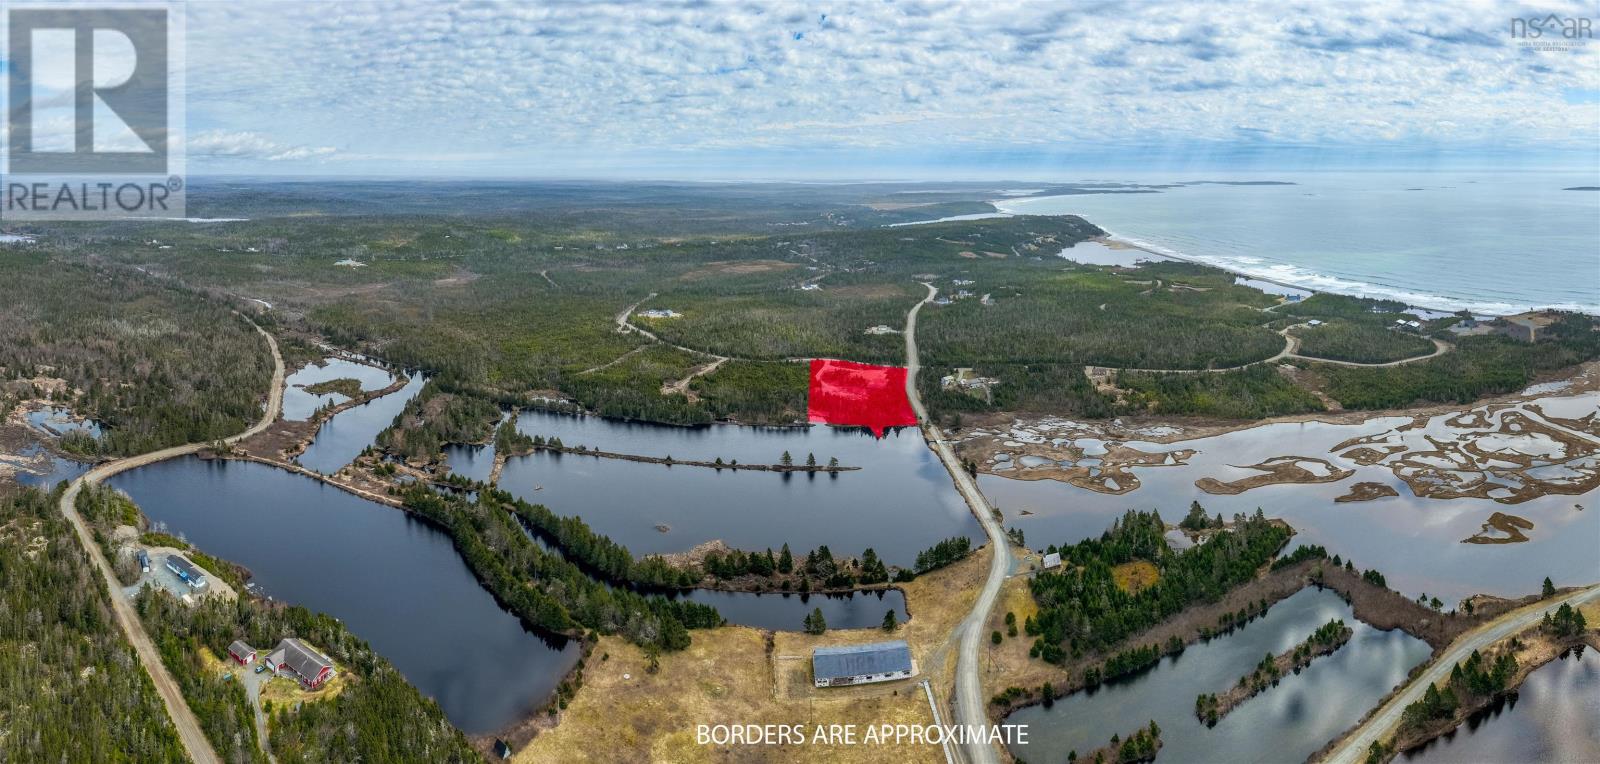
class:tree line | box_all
[1400,647,1520,733]
[398,485,722,651]
[1025,508,1292,665]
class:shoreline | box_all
[974,196,1597,319]
[1091,230,1519,318]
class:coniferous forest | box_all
[0,256,273,456]
[0,488,187,762]
[1026,509,1292,664]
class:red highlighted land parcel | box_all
[806,359,918,437]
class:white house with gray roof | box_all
[812,641,915,687]
[164,554,209,591]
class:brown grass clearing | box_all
[677,260,799,281]
[517,547,996,764]
[1113,560,1160,594]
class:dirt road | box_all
[905,283,1012,764]
[1320,583,1600,764]
[56,316,285,764]
[1094,326,1450,376]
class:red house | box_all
[227,640,257,665]
[263,638,336,689]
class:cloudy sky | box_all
[89,1,1600,177]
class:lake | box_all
[296,371,426,474]
[1006,587,1432,763]
[281,357,395,422]
[497,409,984,567]
[109,457,581,735]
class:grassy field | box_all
[519,545,996,763]
[1112,560,1161,594]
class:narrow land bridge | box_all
[905,282,1012,764]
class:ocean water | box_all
[992,172,1600,315]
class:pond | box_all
[296,372,426,475]
[1402,646,1600,763]
[8,444,91,489]
[442,443,496,483]
[108,457,580,735]
[1006,587,1431,763]
[281,357,395,422]
[1057,239,1168,267]
[497,410,983,567]
[26,406,104,438]
[1236,275,1314,299]
[977,394,1600,601]
[675,588,907,632]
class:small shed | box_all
[492,739,513,760]
[1042,552,1062,570]
[228,641,257,665]
[812,641,915,687]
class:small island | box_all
[301,378,364,398]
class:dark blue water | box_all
[108,457,579,735]
[1006,587,1432,763]
[682,588,905,631]
[296,372,425,475]
[442,442,496,483]
[498,410,982,567]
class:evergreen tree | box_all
[803,607,827,635]
[882,610,897,632]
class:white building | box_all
[812,641,916,688]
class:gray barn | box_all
[812,641,915,687]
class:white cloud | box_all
[176,0,1600,173]
[188,130,336,161]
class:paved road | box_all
[1321,584,1600,764]
[57,316,285,764]
[904,283,1011,764]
